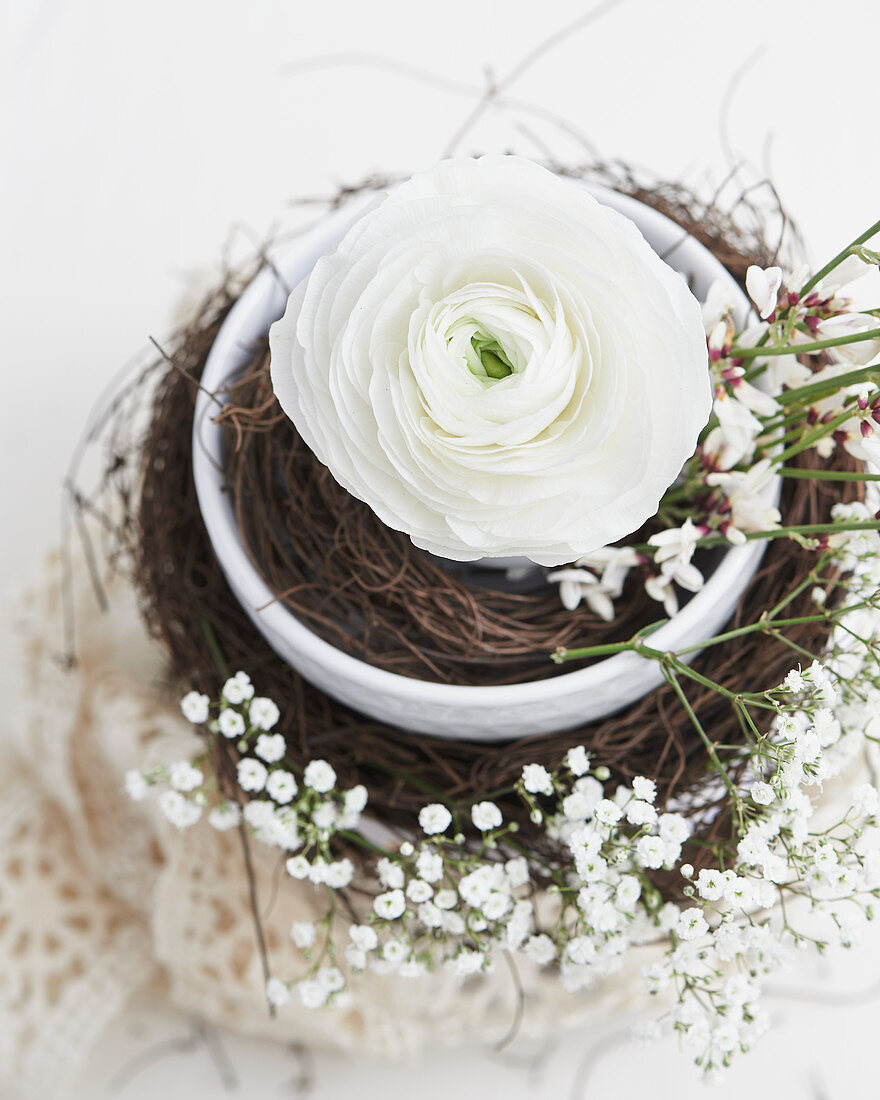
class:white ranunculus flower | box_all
[270,156,711,566]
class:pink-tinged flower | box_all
[730,377,779,417]
[707,459,781,542]
[703,390,763,471]
[648,518,702,567]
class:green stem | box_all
[692,520,880,549]
[767,553,831,617]
[626,518,880,558]
[779,467,880,482]
[670,657,772,708]
[366,761,455,799]
[772,632,822,665]
[672,613,823,657]
[774,365,880,408]
[559,594,873,666]
[662,665,739,799]
[773,407,855,464]
[198,613,231,680]
[801,219,880,296]
[730,328,880,360]
[552,640,635,661]
[337,829,396,859]
[760,406,826,433]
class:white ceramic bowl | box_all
[193,181,778,740]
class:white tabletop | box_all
[3,1,880,1095]
[74,942,880,1099]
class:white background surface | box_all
[3,1,880,1096]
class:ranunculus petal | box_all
[270,156,711,566]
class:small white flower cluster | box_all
[124,674,370,1012]
[124,672,367,853]
[244,754,366,860]
[125,526,880,1078]
[266,750,695,1016]
[264,670,879,1078]
[125,748,209,830]
[646,699,880,1072]
[273,515,880,1074]
[635,515,880,1072]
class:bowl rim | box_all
[192,180,775,708]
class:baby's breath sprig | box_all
[123,504,880,1077]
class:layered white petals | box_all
[707,459,782,539]
[270,156,711,565]
[705,390,763,471]
[746,265,783,320]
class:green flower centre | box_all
[468,333,515,380]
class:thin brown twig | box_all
[442,0,629,157]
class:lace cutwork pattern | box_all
[0,551,651,1098]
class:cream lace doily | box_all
[0,551,652,1099]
